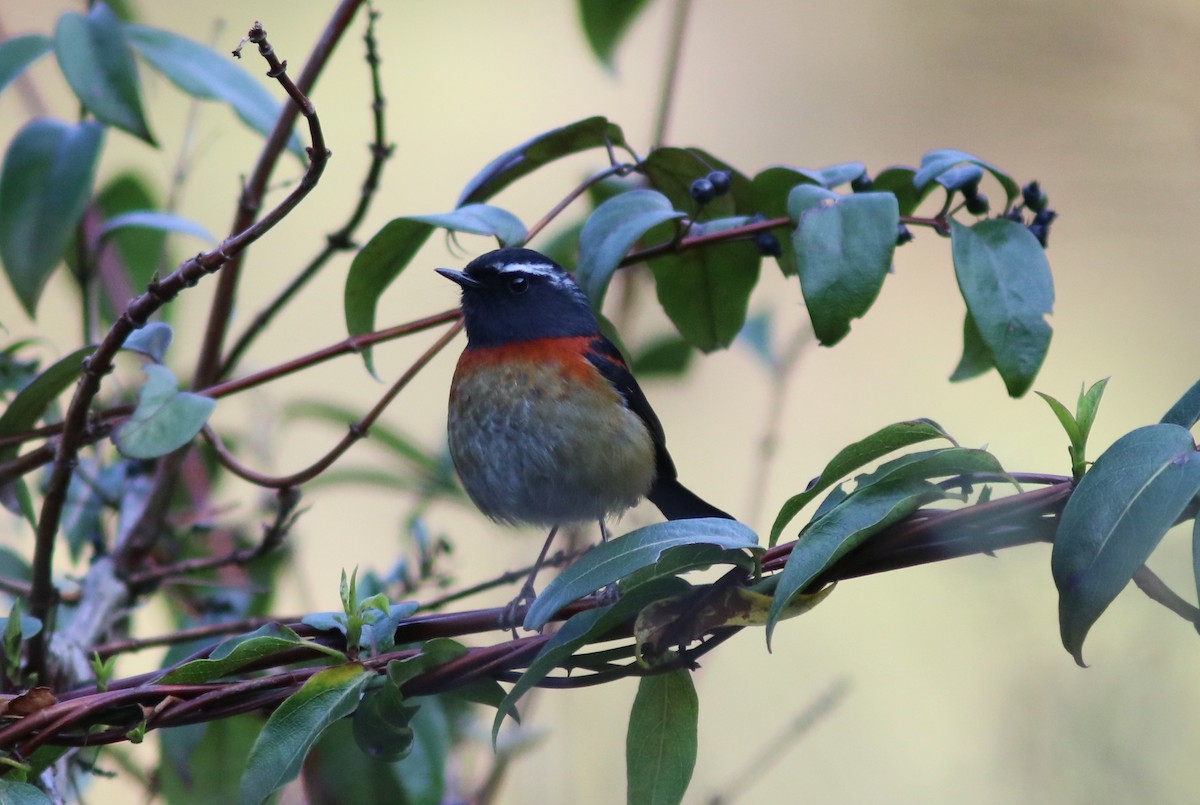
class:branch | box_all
[220,5,394,376]
[193,1,364,388]
[201,321,463,489]
[25,22,331,683]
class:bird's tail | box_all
[647,478,733,521]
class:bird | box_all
[437,247,732,626]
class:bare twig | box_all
[220,5,394,376]
[26,21,332,683]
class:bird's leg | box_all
[500,525,559,634]
[595,519,619,606]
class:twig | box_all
[194,1,364,388]
[651,0,693,148]
[26,21,331,683]
[220,4,394,376]
[1132,565,1200,627]
[201,322,462,489]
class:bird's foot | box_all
[499,582,538,637]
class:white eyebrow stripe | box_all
[496,261,562,280]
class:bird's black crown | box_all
[440,248,598,348]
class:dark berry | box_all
[1002,208,1024,223]
[851,172,873,193]
[895,223,914,245]
[1033,208,1057,227]
[707,171,731,196]
[690,178,716,205]
[755,230,783,257]
[965,192,990,215]
[1022,181,1047,212]
[1028,223,1049,247]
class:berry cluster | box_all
[689,170,732,205]
[961,177,990,216]
[1003,181,1056,247]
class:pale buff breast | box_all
[447,357,656,527]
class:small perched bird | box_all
[438,248,731,622]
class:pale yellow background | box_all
[2,1,1199,803]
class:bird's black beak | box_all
[435,268,482,289]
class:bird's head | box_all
[437,248,598,348]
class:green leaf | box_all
[408,204,526,248]
[112,364,215,459]
[61,458,125,562]
[648,231,759,352]
[630,334,693,377]
[385,638,468,688]
[1051,424,1200,665]
[298,720,411,804]
[913,149,1020,208]
[122,321,173,363]
[345,204,521,375]
[751,167,817,275]
[788,187,899,345]
[344,218,434,376]
[457,116,627,206]
[352,683,420,762]
[933,163,984,193]
[949,310,993,382]
[124,24,305,158]
[524,518,759,630]
[950,218,1053,397]
[0,119,104,316]
[870,166,934,217]
[767,477,945,645]
[239,663,371,805]
[55,3,154,144]
[576,189,684,309]
[769,419,953,546]
[1036,391,1082,449]
[0,345,95,463]
[0,779,55,804]
[495,578,687,741]
[813,162,866,189]
[577,0,651,69]
[100,210,215,243]
[159,715,263,805]
[1075,378,1109,441]
[157,623,343,684]
[94,173,168,308]
[0,34,52,97]
[626,669,698,805]
[1161,377,1200,429]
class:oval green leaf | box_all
[626,669,698,805]
[950,218,1053,397]
[457,116,628,206]
[344,219,436,376]
[577,0,651,70]
[0,119,104,316]
[648,234,760,352]
[1161,377,1200,429]
[100,210,215,243]
[0,34,52,97]
[768,419,953,545]
[1051,423,1200,666]
[112,364,216,459]
[914,148,1020,208]
[0,345,95,462]
[767,477,946,646]
[239,663,371,805]
[55,3,154,144]
[576,189,684,309]
[949,310,994,382]
[121,321,173,363]
[124,23,304,158]
[789,188,899,345]
[523,518,759,630]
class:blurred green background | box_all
[2,1,1198,803]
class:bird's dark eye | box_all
[507,275,529,294]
